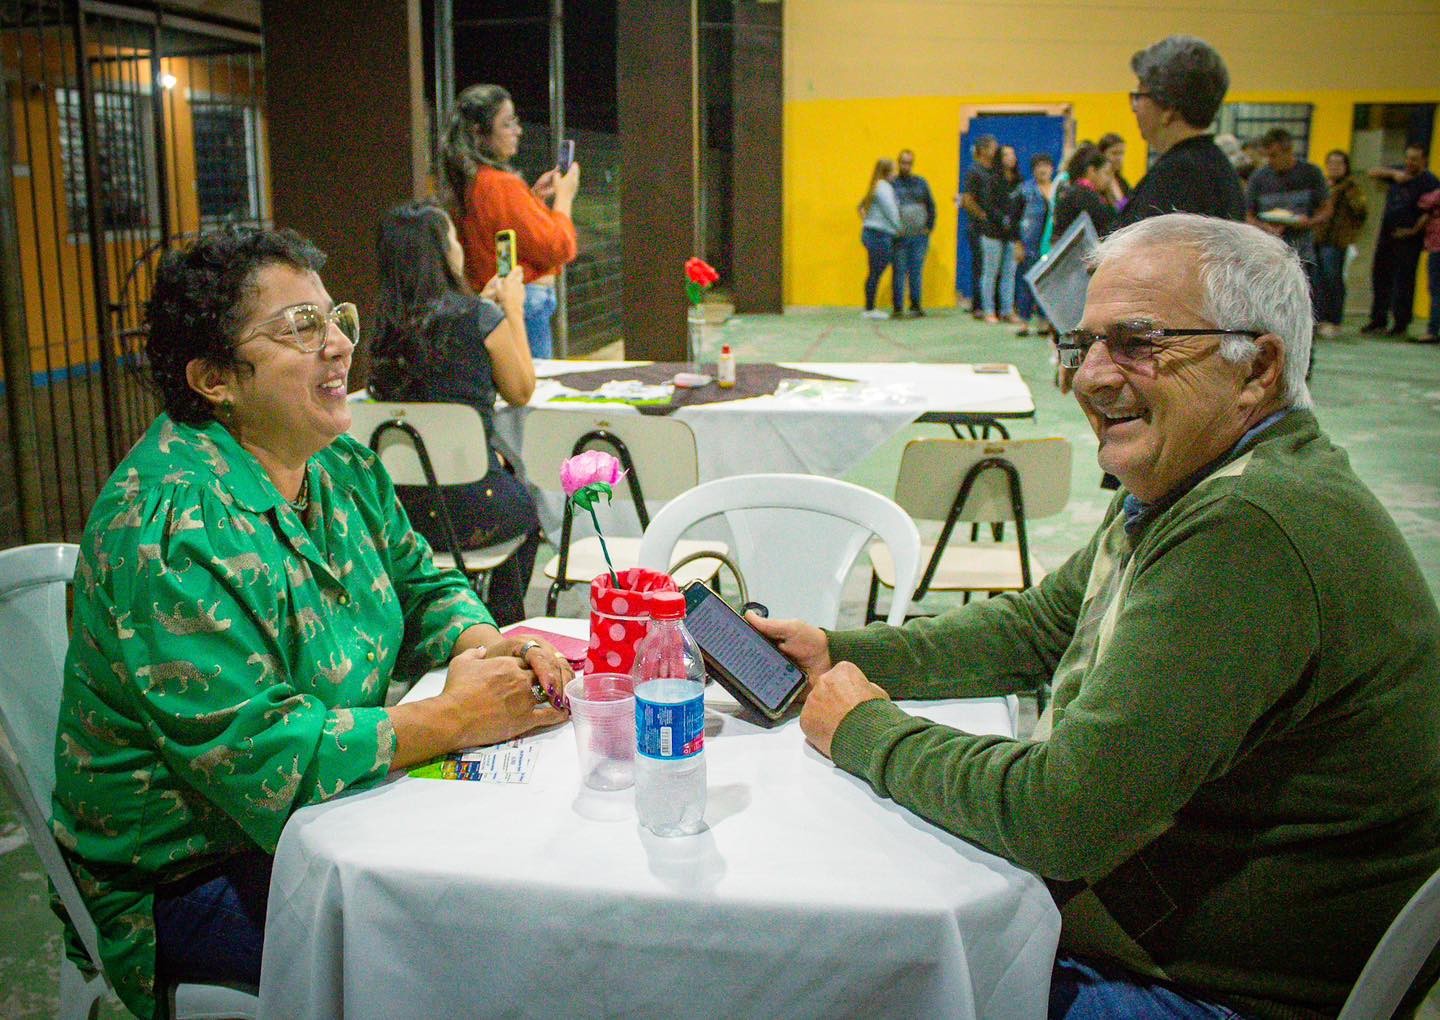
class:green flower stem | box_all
[585,503,619,587]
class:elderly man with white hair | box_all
[754,214,1440,1019]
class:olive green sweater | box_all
[829,411,1440,1019]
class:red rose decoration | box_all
[685,257,719,286]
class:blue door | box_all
[957,114,1067,299]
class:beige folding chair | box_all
[520,409,726,615]
[348,401,528,596]
[0,544,259,1019]
[867,437,1072,623]
[1338,862,1440,1020]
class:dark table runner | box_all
[549,362,854,415]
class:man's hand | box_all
[799,662,889,759]
[747,614,833,679]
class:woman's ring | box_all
[530,680,549,705]
[516,639,542,661]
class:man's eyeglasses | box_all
[1128,90,1153,107]
[237,302,360,354]
[1057,323,1262,370]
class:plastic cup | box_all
[565,673,636,791]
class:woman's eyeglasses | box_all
[1057,323,1262,370]
[238,302,360,354]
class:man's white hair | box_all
[1087,213,1313,409]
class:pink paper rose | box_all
[561,450,625,497]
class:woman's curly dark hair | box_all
[144,227,325,425]
[369,201,470,401]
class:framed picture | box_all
[1024,212,1099,334]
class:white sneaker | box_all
[1316,323,1339,339]
[862,309,889,320]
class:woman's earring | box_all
[219,398,234,419]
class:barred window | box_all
[56,87,155,234]
[192,101,262,225]
[1214,103,1314,160]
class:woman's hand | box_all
[485,634,574,704]
[440,647,568,748]
[747,614,833,679]
[531,168,560,202]
[482,268,527,315]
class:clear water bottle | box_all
[632,590,708,836]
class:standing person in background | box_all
[1052,148,1118,240]
[369,201,541,626]
[961,135,1001,319]
[1097,133,1131,208]
[440,83,579,359]
[1246,128,1331,281]
[1414,185,1440,344]
[1012,153,1056,336]
[1313,150,1368,338]
[891,149,937,318]
[1118,35,1245,228]
[1238,137,1266,184]
[974,140,1020,324]
[858,158,900,320]
[1362,143,1440,339]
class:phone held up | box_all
[495,229,517,278]
[558,138,575,174]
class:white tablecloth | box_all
[260,621,1058,1019]
[496,360,1035,536]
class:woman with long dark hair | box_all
[858,157,900,319]
[440,83,579,358]
[369,200,541,625]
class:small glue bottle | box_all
[716,344,736,389]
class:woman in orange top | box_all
[440,84,580,358]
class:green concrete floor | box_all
[3,306,1438,1017]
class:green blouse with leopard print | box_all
[51,413,493,1018]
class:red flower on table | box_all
[685,257,720,306]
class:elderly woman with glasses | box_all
[50,227,570,1017]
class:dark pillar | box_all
[730,2,782,314]
[617,0,695,360]
[262,0,428,346]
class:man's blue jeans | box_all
[523,282,558,359]
[892,234,929,312]
[1429,250,1440,337]
[1050,954,1251,1019]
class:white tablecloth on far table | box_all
[492,360,1035,536]
[259,620,1058,1019]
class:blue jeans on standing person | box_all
[892,234,929,313]
[523,282,558,359]
[979,235,1016,317]
[1050,954,1252,1019]
[861,227,896,311]
[1428,250,1440,338]
[153,849,271,989]
[1314,243,1347,326]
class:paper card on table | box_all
[503,626,589,668]
[408,739,537,783]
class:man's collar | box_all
[1121,408,1294,534]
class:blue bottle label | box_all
[635,679,705,761]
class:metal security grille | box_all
[1215,102,1315,160]
[0,0,266,546]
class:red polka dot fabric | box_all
[586,567,678,676]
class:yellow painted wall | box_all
[783,1,1440,310]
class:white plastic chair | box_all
[868,437,1072,621]
[520,408,727,614]
[348,400,528,592]
[0,543,258,1019]
[637,473,921,628]
[1338,863,1440,1019]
